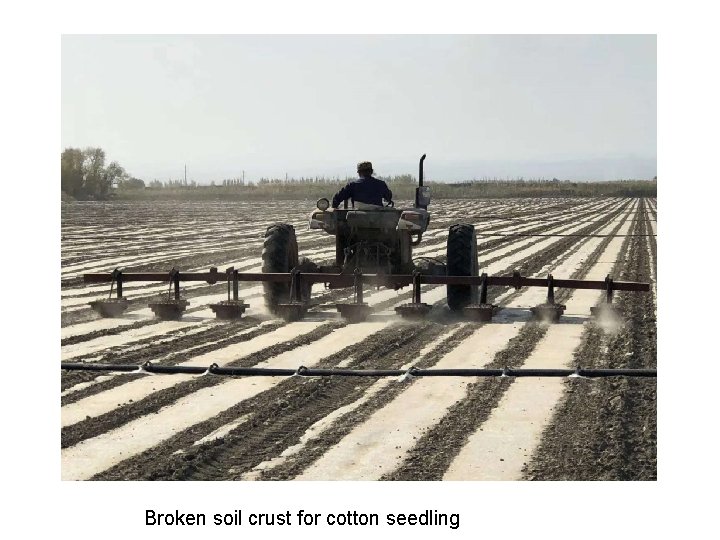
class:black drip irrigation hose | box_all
[60,362,657,378]
[475,233,657,238]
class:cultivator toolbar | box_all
[83,267,649,323]
[81,155,651,324]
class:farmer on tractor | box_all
[331,161,393,209]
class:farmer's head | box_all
[357,161,373,178]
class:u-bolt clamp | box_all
[109,267,123,299]
[224,266,235,301]
[353,268,364,304]
[604,275,614,304]
[512,270,522,290]
[546,274,555,304]
[207,266,219,285]
[412,270,422,304]
[289,268,302,303]
[232,269,240,301]
[168,268,180,300]
[479,273,488,304]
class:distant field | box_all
[107,179,657,201]
[61,197,656,480]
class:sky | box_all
[61,35,656,182]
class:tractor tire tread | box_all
[261,224,299,313]
[446,223,479,311]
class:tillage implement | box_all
[84,155,650,323]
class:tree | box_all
[117,177,145,190]
[105,161,128,189]
[61,147,84,196]
[82,147,108,199]
[61,147,141,199]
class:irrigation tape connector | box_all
[202,363,220,376]
[294,365,309,377]
[60,363,657,379]
[397,366,419,383]
[568,366,590,380]
[134,362,151,375]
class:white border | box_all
[4,0,716,537]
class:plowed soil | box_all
[61,197,656,480]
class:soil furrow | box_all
[521,200,656,480]
[380,205,631,480]
[61,322,344,448]
[60,199,610,322]
[61,320,283,402]
[59,198,650,481]
[249,204,630,480]
[93,322,455,480]
[257,325,480,480]
[63,202,616,448]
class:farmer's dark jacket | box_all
[331,176,393,208]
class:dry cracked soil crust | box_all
[62,198,656,481]
[522,201,657,480]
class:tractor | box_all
[260,155,483,321]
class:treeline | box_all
[115,176,656,201]
[61,147,144,200]
[435,178,657,198]
[61,147,656,201]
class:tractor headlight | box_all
[317,198,330,211]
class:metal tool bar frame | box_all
[85,270,650,292]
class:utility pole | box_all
[184,164,187,185]
[242,170,245,183]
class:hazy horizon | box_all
[62,35,656,182]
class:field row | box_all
[60,198,656,480]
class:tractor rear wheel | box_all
[446,224,479,311]
[262,223,299,313]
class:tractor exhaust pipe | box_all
[415,154,430,210]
